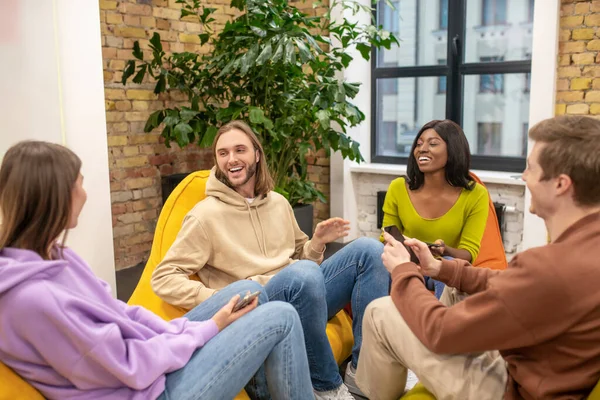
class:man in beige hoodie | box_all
[151,120,390,400]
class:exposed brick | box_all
[591,104,600,114]
[140,17,156,27]
[106,13,123,24]
[100,0,117,10]
[593,1,600,13]
[557,91,584,102]
[575,3,590,14]
[566,103,590,114]
[559,55,571,66]
[561,15,584,28]
[107,135,128,147]
[120,3,152,16]
[571,77,593,90]
[116,156,148,168]
[572,28,596,40]
[586,91,600,102]
[126,177,154,190]
[122,146,140,157]
[152,7,180,20]
[558,66,582,77]
[561,41,587,53]
[126,89,158,100]
[107,122,129,133]
[156,18,170,30]
[559,29,571,42]
[105,88,127,100]
[587,39,600,50]
[585,13,600,27]
[114,26,147,39]
[124,15,141,26]
[572,52,595,64]
[556,104,567,115]
[583,65,600,76]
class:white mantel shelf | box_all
[349,163,526,186]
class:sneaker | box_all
[344,363,367,397]
[314,383,355,400]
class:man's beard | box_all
[221,161,257,190]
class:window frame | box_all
[370,0,532,172]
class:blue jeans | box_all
[157,281,313,400]
[264,237,390,391]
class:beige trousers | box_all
[355,287,507,400]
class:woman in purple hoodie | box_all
[0,141,313,400]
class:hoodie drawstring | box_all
[247,203,268,257]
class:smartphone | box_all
[232,291,261,312]
[382,226,420,265]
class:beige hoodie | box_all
[151,168,325,309]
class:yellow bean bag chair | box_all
[0,170,353,400]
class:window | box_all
[477,123,502,155]
[438,59,447,93]
[482,0,507,26]
[372,0,534,172]
[381,1,400,34]
[479,57,504,93]
[528,0,535,22]
[522,123,529,157]
[440,0,449,30]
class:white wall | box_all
[0,0,116,294]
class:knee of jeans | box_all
[231,280,268,304]
[262,301,300,324]
[352,237,384,259]
[287,261,325,298]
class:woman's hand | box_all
[211,293,258,332]
[311,217,350,251]
[430,239,445,257]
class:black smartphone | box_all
[382,226,420,265]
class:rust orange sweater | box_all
[391,212,600,399]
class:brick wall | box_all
[556,0,600,116]
[101,0,330,270]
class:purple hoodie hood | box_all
[0,247,218,400]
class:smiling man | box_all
[356,115,600,400]
[151,120,390,399]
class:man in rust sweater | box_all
[355,115,600,400]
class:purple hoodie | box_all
[0,247,219,399]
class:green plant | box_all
[122,0,397,207]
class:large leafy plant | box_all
[122,0,397,207]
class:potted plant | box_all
[122,0,397,235]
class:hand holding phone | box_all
[383,226,420,264]
[212,292,261,332]
[232,291,261,312]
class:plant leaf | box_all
[356,43,371,60]
[256,43,273,66]
[121,60,136,85]
[149,32,163,53]
[200,125,218,147]
[132,64,147,84]
[174,122,193,146]
[132,41,143,60]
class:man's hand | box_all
[311,217,350,251]
[404,238,442,278]
[211,293,258,332]
[381,231,412,274]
